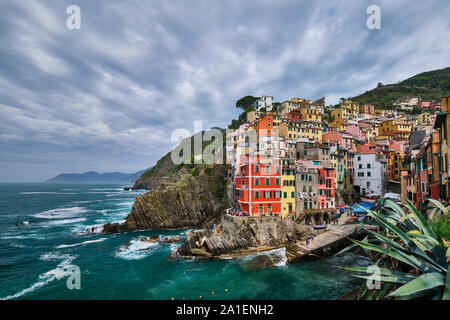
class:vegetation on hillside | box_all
[139,128,226,180]
[351,67,450,108]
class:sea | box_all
[0,183,370,300]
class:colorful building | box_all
[281,157,296,218]
[235,154,282,216]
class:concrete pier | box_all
[286,217,361,263]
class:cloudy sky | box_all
[0,0,449,182]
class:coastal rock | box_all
[103,165,228,233]
[172,215,316,260]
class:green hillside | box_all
[351,67,450,108]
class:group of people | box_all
[228,208,248,216]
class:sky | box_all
[0,0,449,182]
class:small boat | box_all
[313,224,327,230]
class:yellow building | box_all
[281,157,296,218]
[331,149,348,190]
[299,105,322,122]
[331,107,357,123]
[341,99,360,113]
[329,120,347,131]
[434,97,450,199]
[378,119,412,135]
[279,121,323,141]
[280,97,313,114]
[417,112,432,126]
[280,100,301,115]
[391,151,405,182]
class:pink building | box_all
[322,131,355,151]
[346,124,366,143]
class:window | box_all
[264,191,270,198]
[359,164,362,169]
[275,178,280,185]
[358,172,364,177]
[255,191,260,199]
[255,178,259,186]
[291,192,295,198]
[265,165,270,173]
[255,165,259,173]
[265,178,270,185]
[284,192,287,198]
[367,172,371,177]
[367,164,371,169]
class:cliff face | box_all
[172,215,316,259]
[103,165,228,233]
[132,152,175,190]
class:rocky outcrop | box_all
[171,215,317,260]
[132,176,161,190]
[103,165,228,233]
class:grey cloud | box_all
[0,0,449,181]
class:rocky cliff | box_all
[132,152,176,190]
[171,215,317,260]
[103,165,228,233]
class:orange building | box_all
[255,114,275,140]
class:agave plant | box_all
[341,197,449,300]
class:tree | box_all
[236,96,259,110]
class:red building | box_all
[235,154,282,216]
[282,109,302,122]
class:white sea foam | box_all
[1,233,45,240]
[56,237,108,248]
[20,192,77,195]
[1,253,77,300]
[115,238,158,260]
[33,206,87,219]
[239,247,288,268]
[46,218,87,226]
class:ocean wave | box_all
[1,233,45,240]
[56,237,108,249]
[33,206,87,219]
[1,253,78,300]
[115,238,158,260]
[20,192,77,195]
[46,218,87,226]
[238,247,287,270]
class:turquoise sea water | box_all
[0,183,370,300]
